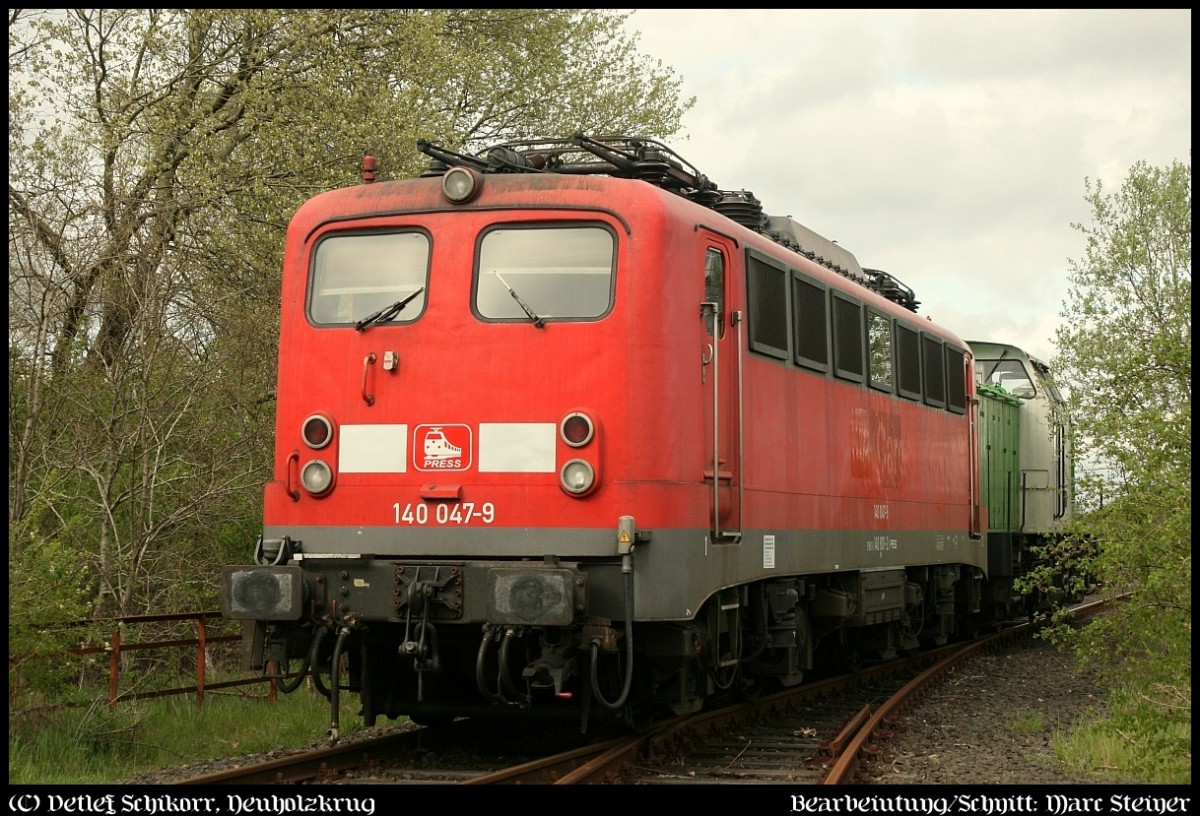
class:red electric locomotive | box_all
[222,135,1024,736]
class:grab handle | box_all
[361,352,377,406]
[285,451,300,501]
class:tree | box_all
[8,9,693,618]
[1050,159,1190,716]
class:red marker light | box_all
[560,412,595,447]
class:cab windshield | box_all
[474,225,615,322]
[975,358,1036,398]
[309,231,430,326]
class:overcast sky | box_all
[620,9,1191,363]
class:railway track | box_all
[179,598,1112,786]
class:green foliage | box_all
[1040,157,1191,747]
[9,531,101,701]
[1056,159,1191,482]
[1014,531,1100,611]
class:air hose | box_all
[589,564,635,710]
[328,626,350,742]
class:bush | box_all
[9,533,99,704]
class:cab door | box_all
[698,233,742,540]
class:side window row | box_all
[746,248,966,414]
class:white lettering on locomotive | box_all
[393,501,495,525]
[867,535,899,553]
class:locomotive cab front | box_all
[222,141,739,733]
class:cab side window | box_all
[704,248,725,338]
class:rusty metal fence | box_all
[11,610,281,708]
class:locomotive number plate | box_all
[394,501,496,525]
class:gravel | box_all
[860,635,1120,785]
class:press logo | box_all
[415,424,472,471]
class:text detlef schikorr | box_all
[7,794,376,816]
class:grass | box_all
[1052,688,1191,784]
[1004,711,1049,734]
[8,686,373,785]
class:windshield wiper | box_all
[355,287,425,332]
[981,346,1011,385]
[492,271,545,328]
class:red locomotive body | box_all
[223,137,997,734]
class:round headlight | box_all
[559,459,595,496]
[442,166,482,203]
[301,460,334,495]
[560,412,595,447]
[302,414,333,449]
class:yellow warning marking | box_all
[618,530,632,543]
